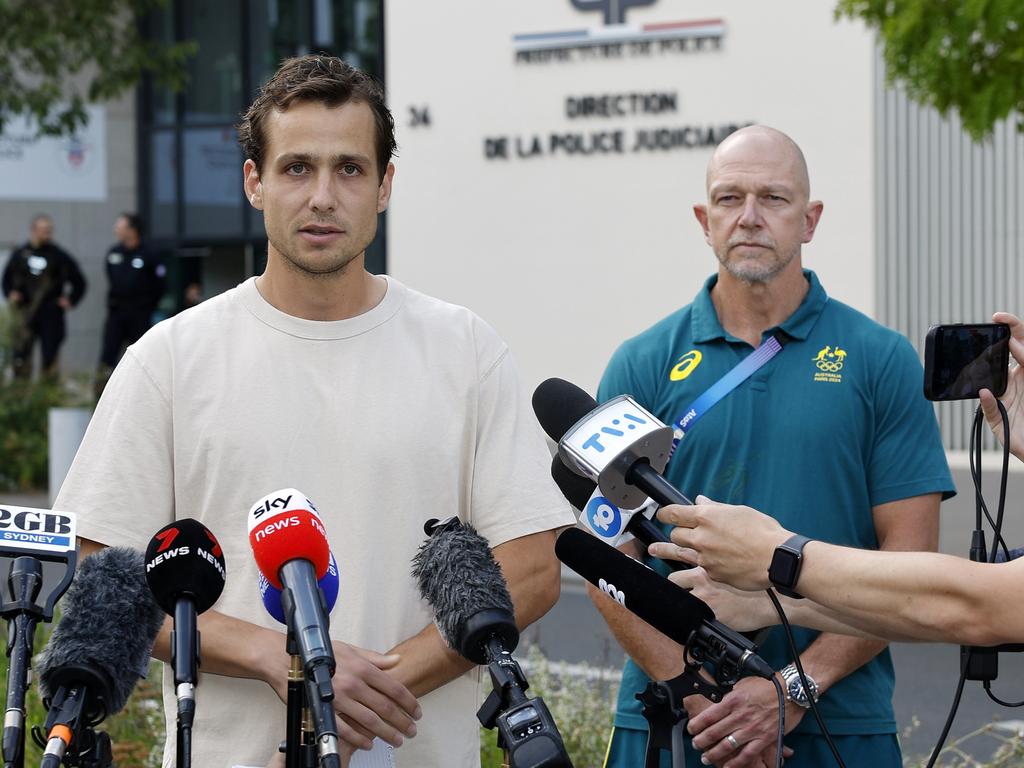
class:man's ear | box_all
[377,162,396,214]
[243,159,263,210]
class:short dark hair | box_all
[119,212,144,237]
[237,55,396,181]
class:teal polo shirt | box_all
[598,269,955,736]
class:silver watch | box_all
[780,663,819,708]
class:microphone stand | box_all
[2,556,43,768]
[172,597,199,768]
[281,627,339,768]
[639,622,767,768]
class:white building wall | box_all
[385,0,876,393]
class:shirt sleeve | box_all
[598,339,656,406]
[466,346,575,549]
[54,349,176,550]
[867,336,957,506]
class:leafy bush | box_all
[0,303,95,491]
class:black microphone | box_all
[555,528,774,682]
[144,518,226,762]
[36,547,165,767]
[413,517,573,768]
[533,378,692,510]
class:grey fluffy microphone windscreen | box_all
[38,546,165,720]
[412,518,519,664]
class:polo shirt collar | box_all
[691,269,829,343]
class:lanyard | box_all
[669,334,786,458]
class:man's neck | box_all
[710,266,809,347]
[28,239,44,250]
[255,252,387,321]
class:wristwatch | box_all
[768,534,812,598]
[780,663,820,708]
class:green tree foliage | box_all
[0,0,195,137]
[837,0,1024,140]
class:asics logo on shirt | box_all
[669,350,702,381]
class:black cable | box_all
[984,681,1024,708]
[766,588,846,768]
[969,407,1012,561]
[925,650,970,768]
[770,674,786,768]
[924,401,1016,764]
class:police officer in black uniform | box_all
[1,214,87,378]
[96,213,165,394]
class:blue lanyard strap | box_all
[670,335,786,455]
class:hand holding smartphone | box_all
[923,323,1010,401]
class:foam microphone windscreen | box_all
[144,518,227,615]
[532,378,599,442]
[555,527,712,644]
[260,551,339,624]
[248,488,330,589]
[551,453,598,511]
[38,547,165,717]
[412,519,519,664]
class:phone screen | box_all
[924,323,1010,401]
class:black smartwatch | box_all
[768,534,812,599]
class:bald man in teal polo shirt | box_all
[592,125,954,768]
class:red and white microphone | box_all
[247,489,339,764]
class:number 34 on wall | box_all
[408,106,431,127]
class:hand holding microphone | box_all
[650,497,791,592]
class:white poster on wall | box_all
[0,106,108,202]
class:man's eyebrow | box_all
[274,152,372,166]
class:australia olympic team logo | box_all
[813,345,847,383]
[586,496,623,537]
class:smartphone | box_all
[923,323,1010,401]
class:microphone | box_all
[533,378,692,510]
[413,517,573,767]
[555,527,774,682]
[412,517,519,664]
[247,489,339,767]
[260,551,339,625]
[36,547,164,768]
[549,453,674,561]
[144,518,226,760]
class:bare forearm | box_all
[794,631,886,695]
[151,608,291,693]
[587,582,685,681]
[389,530,563,697]
[797,543,1023,645]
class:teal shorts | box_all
[602,725,901,767]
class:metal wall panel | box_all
[875,58,1024,451]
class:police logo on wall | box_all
[812,345,847,384]
[57,135,97,176]
[514,0,725,60]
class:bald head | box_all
[706,125,810,200]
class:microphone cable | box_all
[765,588,847,768]
[769,673,786,768]
[925,400,1020,768]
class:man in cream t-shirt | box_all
[56,55,573,768]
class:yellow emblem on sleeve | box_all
[670,350,703,382]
